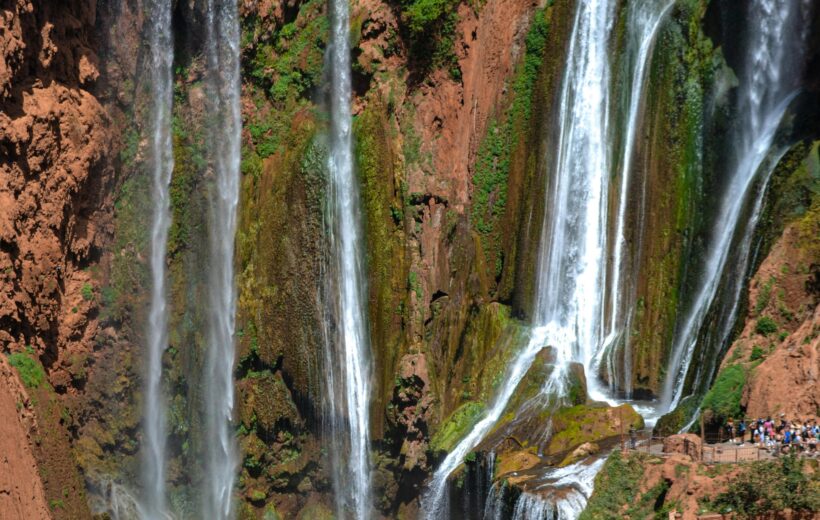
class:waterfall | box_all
[662,0,810,410]
[141,0,174,517]
[325,0,373,517]
[479,459,605,520]
[202,0,241,517]
[600,0,675,396]
[421,0,617,515]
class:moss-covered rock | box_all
[546,404,644,456]
[429,401,485,454]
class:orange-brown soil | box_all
[0,356,49,519]
[720,222,819,421]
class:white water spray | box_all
[325,0,373,517]
[142,0,174,517]
[663,0,810,410]
[202,0,241,517]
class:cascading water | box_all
[202,0,241,517]
[142,0,174,517]
[325,0,373,517]
[662,0,810,411]
[422,0,681,516]
[600,0,675,397]
[421,0,616,515]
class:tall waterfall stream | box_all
[325,0,374,518]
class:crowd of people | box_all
[724,416,820,455]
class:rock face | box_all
[737,222,819,421]
[0,0,816,518]
[705,142,820,426]
[0,357,49,519]
[0,0,124,516]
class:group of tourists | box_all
[725,416,820,454]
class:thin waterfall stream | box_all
[325,0,373,517]
[142,0,174,517]
[662,0,810,411]
[600,0,675,397]
[202,0,242,517]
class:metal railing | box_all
[620,432,770,464]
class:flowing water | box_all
[422,0,617,515]
[325,0,373,517]
[662,0,810,410]
[479,459,605,520]
[600,0,675,396]
[202,0,241,517]
[142,0,174,517]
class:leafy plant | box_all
[7,351,46,389]
[755,316,778,336]
[81,283,94,301]
[710,455,820,517]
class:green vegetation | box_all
[81,283,94,301]
[700,364,746,423]
[430,401,485,453]
[755,276,776,314]
[398,0,462,79]
[242,0,328,168]
[580,451,648,520]
[755,316,778,336]
[709,456,820,517]
[749,345,766,361]
[246,0,328,104]
[7,350,46,389]
[471,7,550,278]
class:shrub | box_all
[81,283,94,301]
[580,451,646,519]
[710,455,820,517]
[755,316,778,335]
[749,346,765,361]
[7,352,46,388]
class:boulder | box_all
[559,441,600,467]
[662,433,702,461]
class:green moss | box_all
[700,364,747,423]
[548,404,643,455]
[430,401,485,453]
[627,0,723,395]
[353,100,408,429]
[7,351,46,388]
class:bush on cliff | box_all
[7,350,46,389]
[710,455,820,517]
[700,364,746,423]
